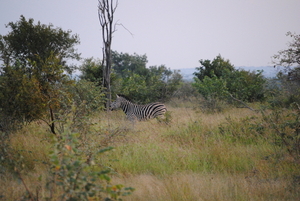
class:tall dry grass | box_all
[113,173,293,201]
[1,100,299,200]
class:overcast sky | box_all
[1,0,300,69]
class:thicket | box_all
[80,51,183,104]
[0,15,80,134]
[192,55,266,112]
[0,16,133,200]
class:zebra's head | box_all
[109,94,122,110]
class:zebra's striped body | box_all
[110,94,167,121]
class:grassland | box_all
[1,100,299,200]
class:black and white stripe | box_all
[110,94,167,121]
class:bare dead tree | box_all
[98,0,118,110]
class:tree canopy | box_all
[273,32,300,83]
[193,54,235,81]
[0,15,80,73]
[273,32,300,68]
[79,57,103,85]
[0,16,81,134]
[79,51,183,103]
[112,51,148,77]
[193,55,266,104]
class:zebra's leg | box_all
[127,114,137,129]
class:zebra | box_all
[110,94,167,121]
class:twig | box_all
[228,93,258,112]
[115,21,134,37]
[16,168,36,201]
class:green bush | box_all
[261,105,300,163]
[192,75,228,101]
[266,74,300,108]
[192,75,229,112]
[192,55,266,111]
[224,69,266,102]
[45,132,134,201]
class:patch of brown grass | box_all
[113,173,295,201]
[1,104,299,200]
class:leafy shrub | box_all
[118,69,182,103]
[39,79,106,135]
[261,105,300,163]
[0,63,47,127]
[266,74,300,108]
[119,73,149,103]
[224,69,266,102]
[192,75,229,112]
[0,79,105,191]
[193,54,235,80]
[79,57,103,85]
[193,55,266,110]
[192,75,228,101]
[44,132,134,201]
[12,131,133,201]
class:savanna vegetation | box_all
[0,16,300,201]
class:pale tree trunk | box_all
[98,0,118,110]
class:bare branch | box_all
[228,93,258,112]
[273,32,300,69]
[114,21,134,37]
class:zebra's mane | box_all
[117,94,133,102]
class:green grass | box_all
[101,133,271,176]
[1,104,300,200]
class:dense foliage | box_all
[0,15,80,73]
[79,57,104,85]
[193,54,235,80]
[112,51,149,77]
[0,55,72,128]
[0,16,130,201]
[79,51,183,103]
[193,55,266,105]
[0,16,97,135]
